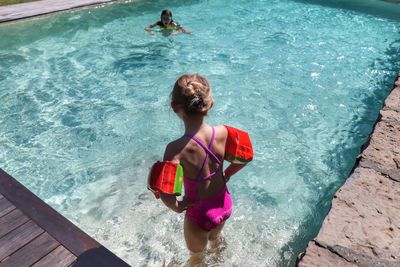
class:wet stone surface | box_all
[297,73,400,266]
[360,121,400,182]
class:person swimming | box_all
[144,9,192,35]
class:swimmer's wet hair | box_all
[161,10,172,18]
[171,74,214,115]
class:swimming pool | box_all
[0,0,399,265]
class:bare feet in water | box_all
[185,251,206,267]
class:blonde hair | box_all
[171,74,213,115]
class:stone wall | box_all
[297,74,400,266]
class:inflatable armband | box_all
[224,125,254,164]
[148,161,183,199]
[163,25,178,31]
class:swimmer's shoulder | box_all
[163,138,185,162]
[214,125,228,143]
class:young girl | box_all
[144,9,192,35]
[159,74,248,262]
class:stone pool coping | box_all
[0,0,115,22]
[297,73,400,266]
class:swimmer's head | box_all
[171,74,214,116]
[161,10,173,24]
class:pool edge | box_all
[296,73,400,266]
[0,0,118,23]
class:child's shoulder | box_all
[166,136,188,151]
[164,137,186,161]
[214,125,228,139]
[214,124,227,131]
[166,137,185,149]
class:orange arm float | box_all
[224,125,254,164]
[147,161,183,199]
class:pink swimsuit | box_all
[183,127,233,231]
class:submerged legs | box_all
[184,215,227,266]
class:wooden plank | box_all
[0,209,29,238]
[0,220,44,261]
[0,197,15,218]
[0,169,100,255]
[32,246,76,267]
[0,169,130,266]
[0,232,59,267]
[0,0,114,23]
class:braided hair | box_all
[171,74,214,115]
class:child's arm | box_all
[159,142,193,212]
[222,125,253,182]
[176,23,192,34]
[224,163,247,182]
[160,193,192,213]
[144,22,158,33]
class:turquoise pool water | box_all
[1,0,399,265]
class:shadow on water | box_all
[113,42,173,72]
[249,185,279,207]
[276,38,400,266]
[0,53,27,82]
[72,246,130,267]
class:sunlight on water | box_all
[0,0,399,265]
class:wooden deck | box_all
[0,0,114,23]
[0,168,130,267]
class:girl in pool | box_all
[158,74,248,264]
[145,9,192,35]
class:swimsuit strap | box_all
[185,127,221,164]
[184,127,221,180]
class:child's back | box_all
[167,125,227,199]
[149,74,251,265]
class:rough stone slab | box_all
[380,109,400,123]
[315,167,400,261]
[297,241,357,267]
[359,121,400,182]
[0,0,114,22]
[383,83,400,112]
[298,74,400,266]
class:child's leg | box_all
[184,215,208,266]
[207,221,227,265]
[184,215,209,253]
[208,220,225,242]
